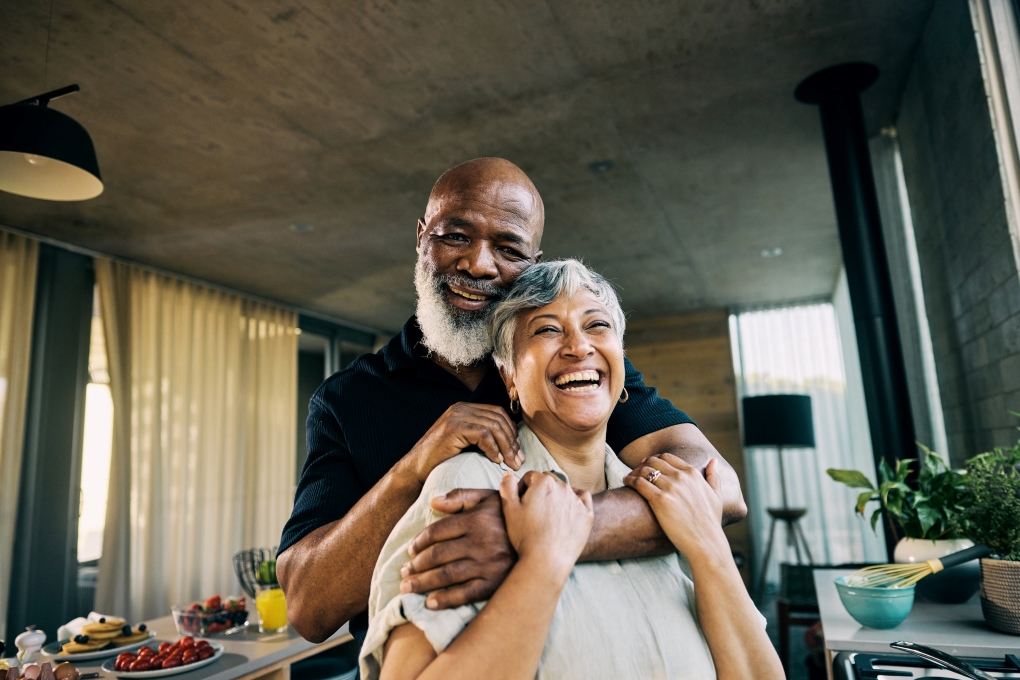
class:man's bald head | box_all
[424,158,545,245]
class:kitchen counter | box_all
[815,568,1019,679]
[41,616,353,680]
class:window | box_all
[77,291,113,563]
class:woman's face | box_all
[505,289,625,436]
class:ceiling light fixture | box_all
[0,84,103,201]
[761,247,783,258]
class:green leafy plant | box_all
[963,437,1020,561]
[827,446,969,541]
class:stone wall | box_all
[895,0,1020,463]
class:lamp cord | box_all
[44,0,54,89]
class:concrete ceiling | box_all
[0,0,933,333]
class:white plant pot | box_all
[894,537,980,603]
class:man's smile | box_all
[444,283,497,311]
[448,284,492,301]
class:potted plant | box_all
[827,447,976,603]
[962,439,1020,634]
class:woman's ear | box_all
[498,365,517,401]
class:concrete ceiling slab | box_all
[0,0,933,332]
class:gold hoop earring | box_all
[619,388,629,404]
[510,398,520,414]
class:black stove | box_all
[833,651,1020,679]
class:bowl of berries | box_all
[171,595,247,637]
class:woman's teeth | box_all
[554,370,601,392]
[449,285,489,301]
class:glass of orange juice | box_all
[255,585,288,633]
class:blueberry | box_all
[138,624,147,632]
[122,625,131,636]
[99,618,106,624]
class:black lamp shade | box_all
[0,103,103,201]
[742,394,815,447]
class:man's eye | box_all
[439,233,468,242]
[498,246,525,259]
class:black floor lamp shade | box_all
[742,394,815,448]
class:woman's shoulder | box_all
[422,451,507,495]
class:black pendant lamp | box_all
[0,84,103,201]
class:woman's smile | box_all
[551,369,604,393]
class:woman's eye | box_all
[588,321,611,330]
[535,326,559,335]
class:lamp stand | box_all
[755,445,814,599]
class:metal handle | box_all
[939,543,991,569]
[890,641,995,680]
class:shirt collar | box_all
[511,422,630,489]
[383,316,503,389]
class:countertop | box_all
[814,568,1020,657]
[28,616,352,680]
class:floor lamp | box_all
[742,394,816,598]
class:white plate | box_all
[100,642,223,678]
[40,632,157,661]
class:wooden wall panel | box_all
[624,309,751,584]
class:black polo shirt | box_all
[279,316,695,637]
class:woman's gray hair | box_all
[487,259,625,373]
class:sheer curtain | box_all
[730,279,887,590]
[0,230,39,640]
[94,259,298,620]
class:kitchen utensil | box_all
[99,642,223,678]
[890,641,995,680]
[233,548,278,599]
[844,543,990,588]
[834,577,915,628]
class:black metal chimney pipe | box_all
[796,63,915,560]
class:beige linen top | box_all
[359,423,749,680]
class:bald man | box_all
[277,158,747,645]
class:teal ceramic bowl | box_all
[834,576,915,629]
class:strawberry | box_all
[204,595,221,611]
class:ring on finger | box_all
[647,469,662,485]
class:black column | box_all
[796,63,915,559]
[7,245,94,639]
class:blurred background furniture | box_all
[743,394,817,598]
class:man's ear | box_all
[534,249,543,263]
[416,218,427,252]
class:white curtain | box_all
[94,259,298,620]
[730,284,887,590]
[0,230,39,641]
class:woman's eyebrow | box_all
[527,313,560,327]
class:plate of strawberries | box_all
[101,638,222,677]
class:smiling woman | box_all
[359,259,783,680]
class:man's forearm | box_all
[580,487,673,561]
[278,460,423,642]
[618,424,748,525]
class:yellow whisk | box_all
[844,544,990,588]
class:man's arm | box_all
[403,424,747,600]
[617,423,747,525]
[278,402,519,643]
[279,463,423,642]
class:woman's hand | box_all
[623,455,729,564]
[499,471,593,581]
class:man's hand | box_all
[399,489,515,610]
[404,403,522,484]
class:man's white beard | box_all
[414,258,500,367]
